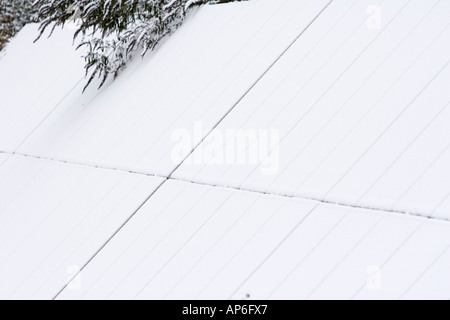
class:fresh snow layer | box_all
[16,0,331,177]
[173,0,450,220]
[57,179,450,300]
[0,155,163,300]
[0,153,10,166]
[0,24,85,152]
[1,0,450,301]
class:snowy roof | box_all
[1,0,450,300]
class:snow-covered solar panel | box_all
[17,0,332,177]
[0,24,85,152]
[1,0,450,301]
[0,155,163,299]
[57,180,450,300]
[401,248,450,300]
[0,153,10,166]
[174,0,450,220]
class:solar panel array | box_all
[0,0,449,299]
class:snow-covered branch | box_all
[34,0,244,92]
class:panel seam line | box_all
[4,150,450,224]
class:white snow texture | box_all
[0,0,450,300]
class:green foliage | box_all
[0,0,40,51]
[35,0,243,92]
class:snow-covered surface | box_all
[174,0,450,220]
[0,155,163,299]
[57,179,450,300]
[0,153,9,163]
[16,0,331,176]
[1,0,450,300]
[0,24,85,152]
